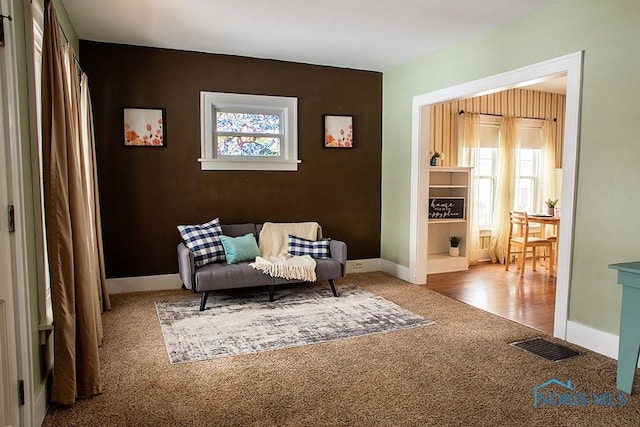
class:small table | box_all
[608,261,640,394]
[527,214,560,239]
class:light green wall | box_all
[13,0,78,392]
[51,0,78,53]
[382,0,640,334]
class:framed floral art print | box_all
[123,107,166,147]
[324,115,354,148]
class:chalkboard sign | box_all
[428,197,465,220]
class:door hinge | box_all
[8,205,15,232]
[0,14,13,48]
[18,380,24,406]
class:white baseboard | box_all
[34,381,47,427]
[566,320,640,368]
[107,273,182,294]
[380,259,412,283]
[346,258,381,274]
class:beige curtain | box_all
[537,120,556,210]
[42,0,109,405]
[81,72,111,312]
[457,113,481,264]
[488,117,521,263]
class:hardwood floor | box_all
[424,261,556,334]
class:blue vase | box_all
[430,157,437,166]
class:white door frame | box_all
[0,58,21,427]
[409,52,583,340]
[1,0,36,424]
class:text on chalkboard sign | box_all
[428,197,465,220]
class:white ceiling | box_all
[60,0,559,72]
[522,76,567,94]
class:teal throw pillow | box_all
[219,233,261,264]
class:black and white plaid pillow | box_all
[177,218,225,266]
[288,235,330,259]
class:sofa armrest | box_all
[329,240,347,277]
[177,243,195,290]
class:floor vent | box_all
[510,337,580,361]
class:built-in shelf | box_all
[428,219,466,224]
[426,252,469,274]
[427,166,472,275]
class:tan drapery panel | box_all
[42,0,108,405]
[457,113,481,265]
[488,117,521,263]
[81,72,111,312]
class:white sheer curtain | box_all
[537,119,557,210]
[488,117,521,263]
[458,112,481,265]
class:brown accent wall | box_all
[80,41,382,278]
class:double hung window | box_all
[476,120,499,229]
[514,125,544,212]
[476,146,497,228]
[476,117,544,229]
[200,92,299,171]
[514,148,540,212]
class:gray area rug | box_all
[156,284,434,364]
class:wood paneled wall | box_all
[430,88,566,166]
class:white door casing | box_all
[1,0,36,424]
[0,29,21,426]
[409,52,583,340]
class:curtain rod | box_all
[45,0,83,75]
[57,21,83,74]
[458,109,556,122]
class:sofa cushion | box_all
[287,235,330,259]
[177,218,225,266]
[220,233,261,264]
[195,262,275,291]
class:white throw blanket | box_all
[250,255,317,282]
[250,222,321,281]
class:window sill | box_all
[198,158,301,171]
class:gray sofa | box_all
[177,223,347,310]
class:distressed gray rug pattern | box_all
[156,284,434,364]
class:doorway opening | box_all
[409,52,583,339]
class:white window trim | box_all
[26,0,53,331]
[199,92,300,171]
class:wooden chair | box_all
[505,210,554,277]
[537,219,559,272]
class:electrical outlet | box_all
[353,262,364,269]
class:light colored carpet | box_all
[43,272,640,426]
[156,284,434,364]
